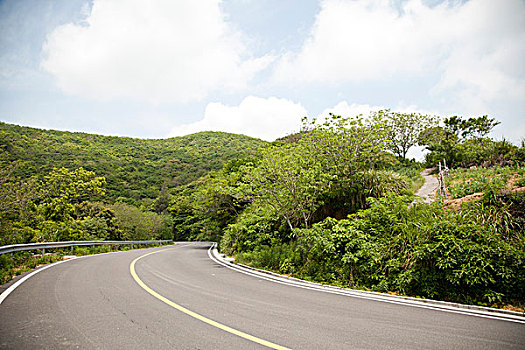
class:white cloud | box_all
[41,0,273,103]
[432,0,525,103]
[169,96,307,141]
[274,0,525,104]
[313,101,381,125]
[319,101,383,118]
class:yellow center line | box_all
[129,247,292,350]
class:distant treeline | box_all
[0,122,265,246]
[0,122,265,205]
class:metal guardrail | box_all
[0,240,173,255]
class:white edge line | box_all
[0,244,177,305]
[0,258,78,305]
[207,244,525,325]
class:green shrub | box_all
[220,204,288,255]
[227,193,525,307]
[236,244,300,273]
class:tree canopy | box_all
[0,122,266,204]
[372,109,439,159]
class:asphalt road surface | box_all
[1,242,524,349]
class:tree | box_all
[74,201,121,240]
[373,110,439,159]
[110,202,172,240]
[154,183,170,214]
[422,115,501,167]
[243,143,333,233]
[0,162,40,245]
[303,113,389,180]
[444,115,500,139]
[302,113,394,211]
[241,114,392,232]
[0,162,39,220]
[38,167,106,222]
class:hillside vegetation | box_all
[175,113,525,309]
[0,122,265,204]
[0,122,265,249]
[1,114,524,309]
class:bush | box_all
[110,202,172,240]
[220,205,288,255]
[228,194,525,307]
[236,244,301,273]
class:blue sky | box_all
[1,0,524,150]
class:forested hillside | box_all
[0,122,266,251]
[1,114,524,310]
[0,122,266,204]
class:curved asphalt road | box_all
[0,242,523,349]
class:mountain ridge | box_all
[0,121,267,205]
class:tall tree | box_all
[243,143,332,233]
[422,115,502,167]
[303,113,389,179]
[241,114,391,232]
[443,115,500,139]
[373,110,439,159]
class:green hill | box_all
[0,122,267,204]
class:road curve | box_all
[1,242,524,349]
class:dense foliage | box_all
[229,194,524,306]
[422,115,523,168]
[0,122,265,204]
[2,114,524,308]
[213,114,525,308]
[374,109,439,159]
[171,114,416,243]
[0,165,173,245]
[0,122,265,246]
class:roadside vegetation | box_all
[1,113,524,310]
[186,113,524,310]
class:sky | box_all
[1,0,524,153]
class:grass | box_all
[445,165,525,199]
